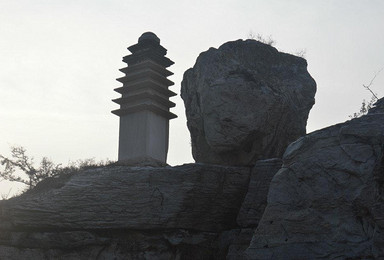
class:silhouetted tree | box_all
[0,146,61,189]
[0,146,114,191]
[350,69,382,118]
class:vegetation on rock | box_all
[350,69,382,118]
[0,146,114,195]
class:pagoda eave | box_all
[123,54,174,68]
[119,60,174,77]
[112,104,177,120]
[112,93,176,108]
[127,42,167,55]
[116,71,174,87]
[114,83,177,98]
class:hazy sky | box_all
[1,0,383,196]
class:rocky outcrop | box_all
[1,164,250,232]
[0,158,287,259]
[246,101,384,259]
[181,39,316,166]
[0,163,251,259]
[4,37,383,259]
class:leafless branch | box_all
[363,68,382,100]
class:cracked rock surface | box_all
[0,164,250,232]
[181,39,316,166]
[246,100,384,259]
[0,163,252,259]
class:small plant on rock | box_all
[247,31,276,46]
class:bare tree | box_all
[0,146,115,192]
[363,68,382,100]
[350,70,382,118]
[0,146,61,189]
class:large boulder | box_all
[246,99,384,259]
[181,39,316,166]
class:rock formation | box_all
[246,99,384,259]
[3,100,384,259]
[0,162,282,259]
[0,164,250,232]
[3,37,383,259]
[0,164,247,258]
[181,39,316,166]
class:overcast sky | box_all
[1,0,383,196]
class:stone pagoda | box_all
[112,32,177,166]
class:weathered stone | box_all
[0,163,253,259]
[0,164,250,232]
[237,158,282,228]
[181,39,316,166]
[213,159,283,259]
[368,97,384,115]
[246,106,384,259]
[226,228,255,259]
[0,230,219,259]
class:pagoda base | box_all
[116,156,167,167]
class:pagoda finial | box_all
[138,32,160,44]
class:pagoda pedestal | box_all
[112,32,177,166]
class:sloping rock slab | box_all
[247,109,384,259]
[0,164,250,232]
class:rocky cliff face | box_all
[246,101,384,259]
[181,39,316,166]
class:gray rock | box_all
[0,163,250,232]
[0,230,219,259]
[214,159,283,259]
[0,163,252,259]
[181,39,316,166]
[368,97,384,114]
[226,228,255,260]
[237,158,282,228]
[246,106,384,259]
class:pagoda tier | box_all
[112,32,177,165]
[119,60,173,77]
[116,68,174,87]
[112,38,176,120]
[123,52,174,68]
[114,80,177,98]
